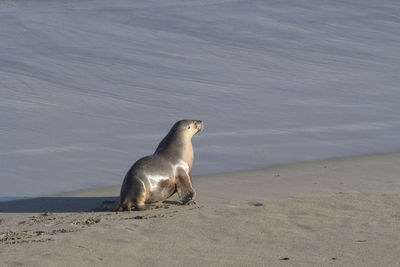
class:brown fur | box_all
[158,179,171,188]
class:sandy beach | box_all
[1,153,400,266]
[2,1,400,266]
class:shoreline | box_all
[1,152,400,266]
[1,151,399,202]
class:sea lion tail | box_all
[116,202,132,212]
[116,204,124,212]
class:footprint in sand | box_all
[71,217,101,226]
[0,229,78,245]
[248,202,264,207]
[18,212,62,226]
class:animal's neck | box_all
[181,138,194,172]
[155,133,194,171]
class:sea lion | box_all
[117,119,204,211]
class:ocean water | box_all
[1,0,399,197]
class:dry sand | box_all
[1,153,400,266]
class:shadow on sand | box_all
[0,196,120,213]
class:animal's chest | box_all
[182,144,194,173]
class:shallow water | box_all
[1,0,400,197]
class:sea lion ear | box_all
[176,120,186,127]
[173,121,182,130]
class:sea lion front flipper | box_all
[176,170,196,205]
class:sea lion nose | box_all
[196,120,204,130]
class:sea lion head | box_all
[154,119,203,155]
[175,119,203,138]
